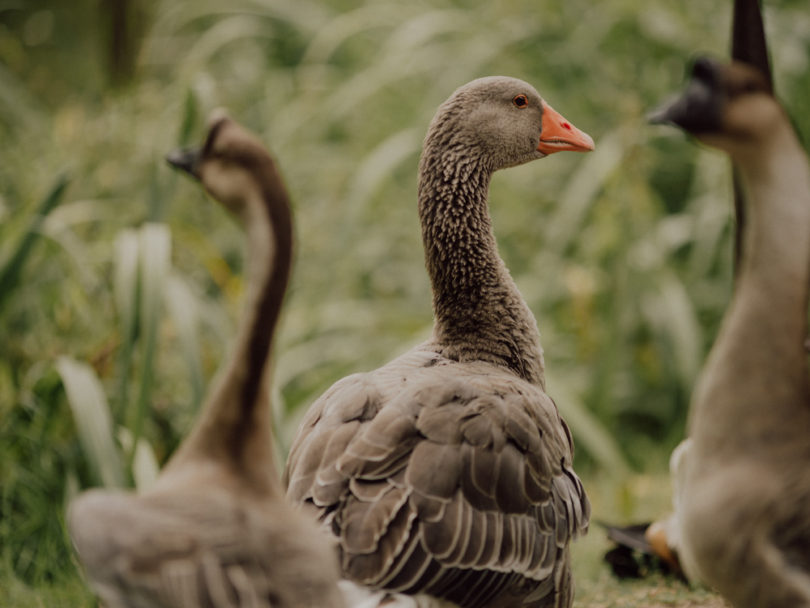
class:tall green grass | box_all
[1,0,809,599]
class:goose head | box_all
[423,76,594,171]
[650,57,781,156]
[167,110,274,215]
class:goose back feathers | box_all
[68,113,344,608]
[285,77,593,608]
[654,58,810,608]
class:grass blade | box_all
[543,130,625,256]
[165,274,205,407]
[128,223,171,472]
[643,272,702,388]
[546,370,631,477]
[343,127,421,224]
[57,356,124,489]
[118,428,160,491]
[0,175,70,313]
[113,229,140,418]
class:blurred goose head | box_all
[650,57,783,156]
[167,110,280,216]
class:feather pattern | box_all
[287,348,589,607]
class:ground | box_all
[573,530,728,608]
[0,473,730,607]
[572,473,728,608]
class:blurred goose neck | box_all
[694,120,810,435]
[733,125,810,355]
[171,157,292,493]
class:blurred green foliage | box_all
[1,0,809,601]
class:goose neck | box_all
[692,126,810,436]
[171,160,292,493]
[417,149,545,386]
[733,129,810,338]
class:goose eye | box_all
[512,94,528,108]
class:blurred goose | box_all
[600,0,778,585]
[67,112,344,608]
[284,76,593,608]
[651,57,810,607]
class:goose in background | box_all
[600,0,777,584]
[650,57,810,607]
[284,76,593,608]
[67,112,344,608]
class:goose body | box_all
[68,113,344,608]
[654,58,810,607]
[284,76,593,608]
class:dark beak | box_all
[647,94,687,126]
[166,146,202,178]
[648,57,722,134]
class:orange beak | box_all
[537,101,595,155]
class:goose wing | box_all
[284,348,590,607]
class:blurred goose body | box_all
[652,57,810,607]
[284,76,593,608]
[67,113,344,608]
